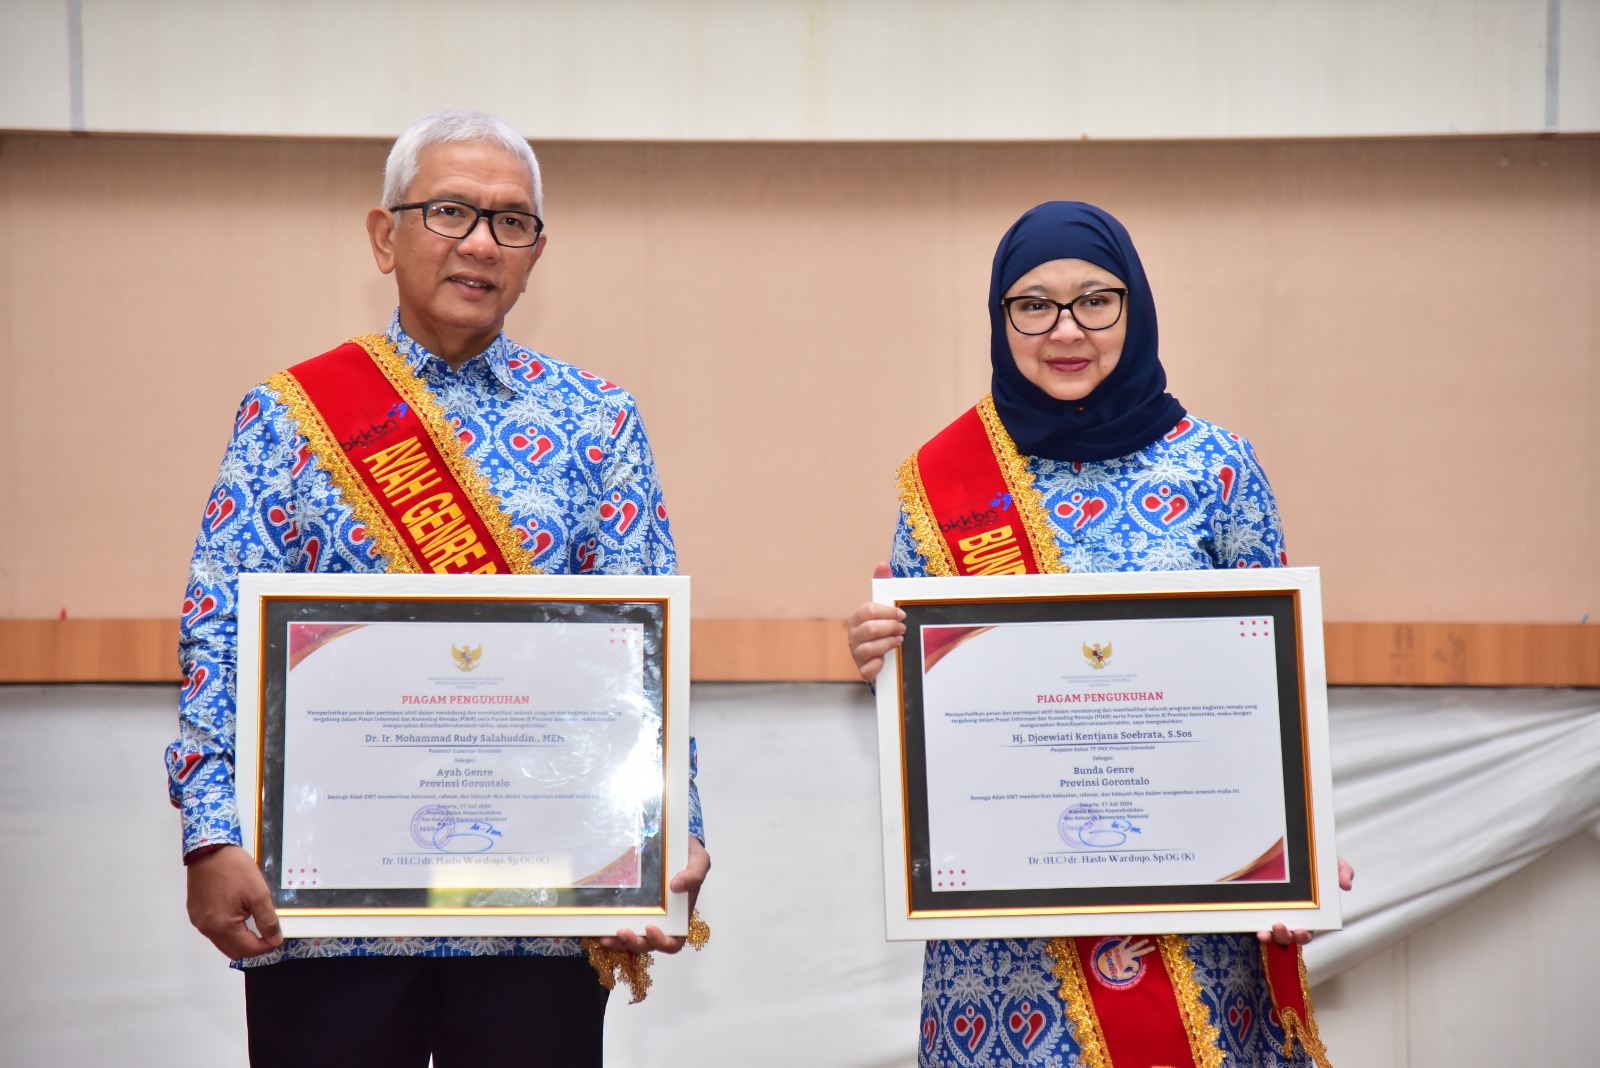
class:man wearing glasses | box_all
[167,109,708,1066]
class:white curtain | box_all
[1305,686,1600,980]
[2,683,1597,1066]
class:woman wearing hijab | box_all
[847,201,1346,1067]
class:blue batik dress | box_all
[894,414,1323,1068]
[165,313,702,968]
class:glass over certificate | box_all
[873,568,1339,940]
[235,573,690,938]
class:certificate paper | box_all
[874,569,1339,940]
[280,620,650,892]
[236,573,690,938]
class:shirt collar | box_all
[385,310,525,394]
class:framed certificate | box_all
[873,567,1339,940]
[235,573,690,938]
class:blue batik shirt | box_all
[896,415,1316,1068]
[166,313,702,967]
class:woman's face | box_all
[1003,258,1128,403]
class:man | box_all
[166,109,708,1067]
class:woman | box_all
[847,201,1347,1068]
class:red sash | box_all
[1046,935,1223,1068]
[1262,940,1331,1065]
[271,335,667,1001]
[268,335,534,576]
[896,395,1067,577]
[902,397,1328,1068]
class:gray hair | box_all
[382,109,544,217]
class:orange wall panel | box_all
[1,133,1595,625]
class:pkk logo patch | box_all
[1089,936,1153,989]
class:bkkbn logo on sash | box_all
[451,643,483,672]
[1083,642,1112,669]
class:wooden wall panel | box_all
[2,619,1594,688]
[1,134,1596,631]
[1322,623,1600,688]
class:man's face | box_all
[367,141,546,362]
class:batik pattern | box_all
[166,313,701,968]
[895,415,1311,1066]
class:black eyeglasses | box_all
[390,199,544,248]
[1001,288,1129,335]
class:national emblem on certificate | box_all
[234,573,691,939]
[872,568,1340,940]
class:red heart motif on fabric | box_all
[610,410,628,437]
[922,1018,937,1053]
[1007,1002,1046,1047]
[1218,464,1236,502]
[170,751,204,782]
[1057,492,1106,529]
[205,495,236,532]
[237,398,262,431]
[302,537,321,572]
[182,596,217,628]
[1142,491,1189,524]
[509,432,553,464]
[267,506,289,526]
[1067,496,1107,529]
[655,502,668,522]
[509,357,544,381]
[181,665,209,702]
[1227,997,1253,1037]
[1164,417,1194,442]
[292,443,311,478]
[531,530,554,556]
[952,1007,986,1052]
[586,446,604,463]
[576,538,599,572]
[350,525,365,543]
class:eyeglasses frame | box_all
[389,199,545,248]
[1000,287,1130,335]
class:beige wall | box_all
[0,132,1595,623]
[7,0,1599,138]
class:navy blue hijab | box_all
[989,201,1185,462]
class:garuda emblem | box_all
[452,643,483,672]
[1083,642,1112,670]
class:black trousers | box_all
[243,954,609,1068]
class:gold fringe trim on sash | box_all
[352,334,539,577]
[896,452,957,577]
[1044,938,1114,1068]
[267,370,422,573]
[583,940,654,1004]
[1261,943,1333,1068]
[577,908,708,1003]
[686,908,711,950]
[975,394,1069,574]
[1158,935,1226,1068]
